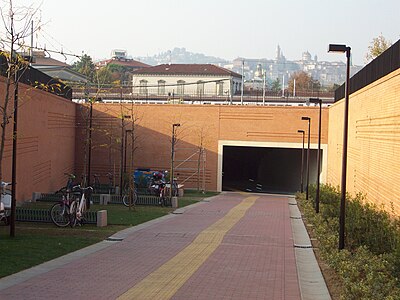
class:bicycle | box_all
[148,172,167,206]
[50,174,77,227]
[69,185,93,227]
[0,181,12,225]
[169,176,179,197]
[122,176,138,207]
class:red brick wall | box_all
[76,103,328,191]
[0,77,76,202]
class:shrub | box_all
[297,184,400,299]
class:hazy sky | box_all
[10,0,400,66]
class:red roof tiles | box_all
[96,58,150,69]
[132,64,242,78]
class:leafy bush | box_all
[297,185,400,299]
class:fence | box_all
[15,207,97,224]
[37,192,172,207]
[335,39,400,101]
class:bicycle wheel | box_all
[122,191,137,207]
[159,189,165,207]
[69,200,78,227]
[50,202,71,227]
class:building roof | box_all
[132,64,242,78]
[34,66,88,83]
[96,58,150,69]
[31,51,70,67]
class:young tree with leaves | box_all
[288,71,320,94]
[365,34,392,62]
[271,78,281,94]
[72,54,95,81]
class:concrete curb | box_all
[288,196,331,300]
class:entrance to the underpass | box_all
[222,146,319,194]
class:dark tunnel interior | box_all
[222,146,321,194]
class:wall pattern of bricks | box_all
[328,68,400,215]
[0,77,76,201]
[76,104,328,191]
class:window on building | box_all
[216,81,224,96]
[139,80,148,95]
[177,80,185,95]
[197,81,204,97]
[158,80,166,95]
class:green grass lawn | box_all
[0,190,219,278]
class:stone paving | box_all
[0,192,330,299]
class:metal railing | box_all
[15,207,96,224]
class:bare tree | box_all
[0,1,41,236]
[0,1,40,184]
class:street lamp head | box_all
[297,130,305,133]
[301,116,310,121]
[328,44,351,58]
[328,44,347,53]
[173,123,181,127]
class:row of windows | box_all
[138,80,235,96]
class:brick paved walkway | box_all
[0,193,302,299]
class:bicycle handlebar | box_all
[71,185,93,192]
[63,173,76,179]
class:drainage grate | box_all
[105,237,124,242]
[294,244,313,249]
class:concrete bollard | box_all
[97,210,107,227]
[172,196,178,208]
[100,194,110,205]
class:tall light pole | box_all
[120,115,131,196]
[241,59,244,105]
[297,130,305,193]
[309,98,322,213]
[170,123,180,199]
[262,70,266,106]
[328,43,351,250]
[10,64,19,237]
[301,117,311,200]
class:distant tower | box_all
[276,45,282,60]
[314,55,318,62]
[302,51,312,61]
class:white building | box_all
[131,64,242,97]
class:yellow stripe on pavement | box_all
[118,196,258,300]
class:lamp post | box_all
[309,98,322,213]
[241,59,244,105]
[170,123,180,199]
[10,66,19,237]
[120,115,131,196]
[328,43,351,250]
[297,130,305,193]
[301,117,311,200]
